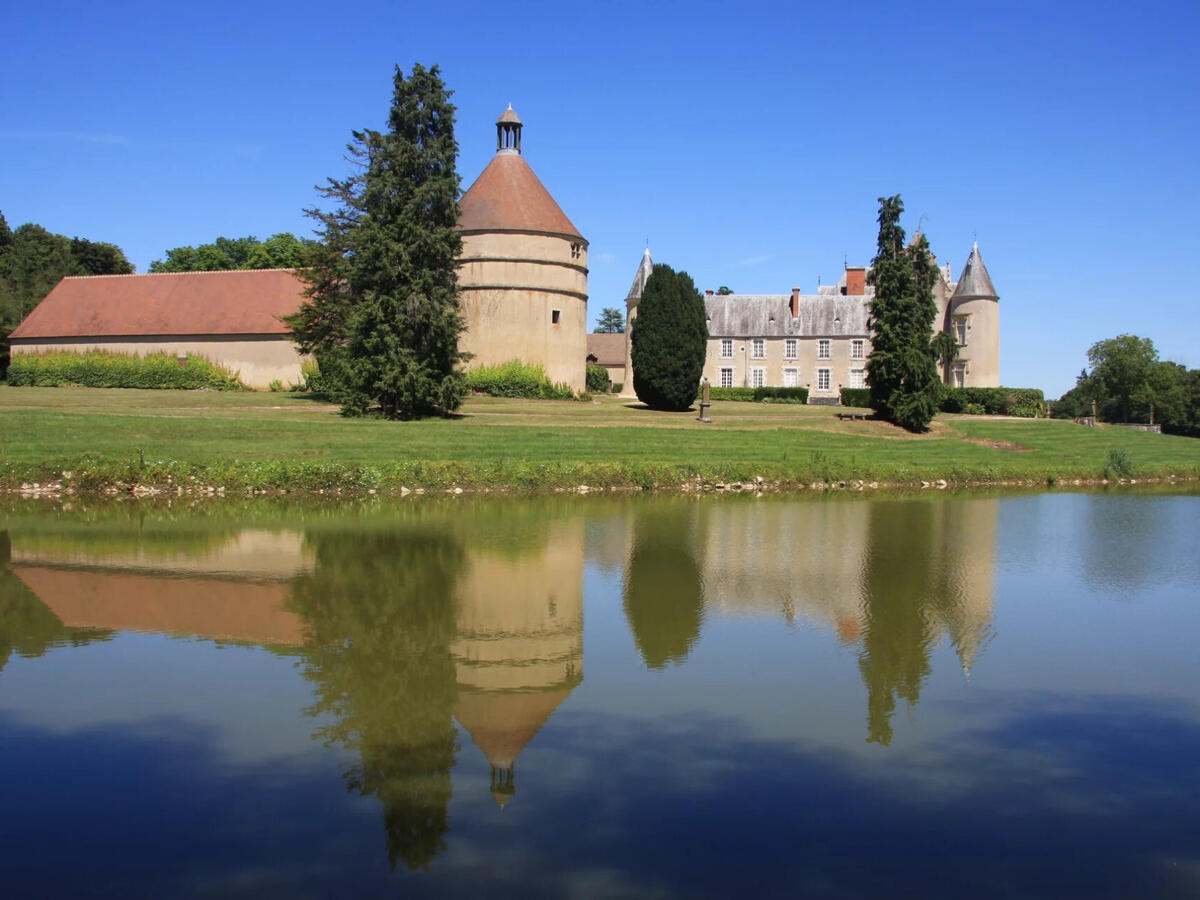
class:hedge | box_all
[701,386,810,404]
[585,363,611,394]
[939,387,1045,418]
[466,360,575,399]
[7,350,246,390]
[840,387,871,408]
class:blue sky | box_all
[2,0,1197,397]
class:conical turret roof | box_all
[627,248,654,301]
[458,153,583,239]
[951,243,998,301]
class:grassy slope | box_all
[1,387,1197,491]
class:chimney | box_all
[790,287,800,318]
[845,267,866,296]
[705,289,713,297]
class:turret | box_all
[621,248,654,397]
[947,243,1000,387]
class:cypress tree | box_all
[289,63,466,419]
[630,263,708,411]
[865,196,941,432]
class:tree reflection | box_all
[857,500,997,745]
[289,529,464,871]
[623,504,705,669]
[0,531,113,674]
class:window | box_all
[954,316,968,345]
[551,309,561,325]
[818,339,831,360]
[783,367,798,387]
[751,367,766,388]
[719,367,734,388]
[849,368,865,389]
[751,338,765,359]
[570,242,582,260]
[720,338,733,358]
[851,339,864,360]
[817,368,831,392]
[954,363,966,388]
[785,339,797,359]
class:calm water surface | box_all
[1,491,1198,898]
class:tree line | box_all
[1052,335,1200,434]
[0,213,134,374]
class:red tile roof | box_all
[9,268,306,339]
[458,152,583,240]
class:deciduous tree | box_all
[630,263,707,411]
[1086,334,1158,423]
[288,63,466,419]
[865,195,941,431]
[149,233,314,272]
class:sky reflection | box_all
[0,491,1197,896]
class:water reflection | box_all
[857,499,997,744]
[623,502,705,668]
[2,494,1199,895]
[290,529,463,871]
[0,531,114,674]
[451,515,584,807]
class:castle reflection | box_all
[0,492,1000,868]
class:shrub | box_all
[938,387,1045,417]
[631,263,708,410]
[612,382,623,394]
[703,386,810,403]
[7,350,246,390]
[268,379,284,392]
[840,387,871,408]
[466,360,576,400]
[586,363,611,394]
[1104,447,1135,478]
[296,358,330,393]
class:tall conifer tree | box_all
[289,63,466,418]
[865,196,941,431]
[630,263,707,411]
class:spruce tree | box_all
[288,63,466,419]
[630,263,708,411]
[865,196,941,432]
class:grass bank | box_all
[2,387,1198,494]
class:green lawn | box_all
[2,386,1197,491]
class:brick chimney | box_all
[845,267,866,296]
[790,287,800,318]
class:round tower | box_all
[947,243,1000,387]
[457,106,588,391]
[620,248,654,396]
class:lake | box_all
[1,491,1198,898]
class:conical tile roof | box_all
[458,152,583,240]
[627,248,653,300]
[951,243,998,301]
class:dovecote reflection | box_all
[0,493,1000,867]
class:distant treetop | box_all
[149,233,316,272]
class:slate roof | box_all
[9,269,305,339]
[586,332,625,366]
[704,294,870,337]
[458,152,584,240]
[627,248,653,300]
[951,243,998,300]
